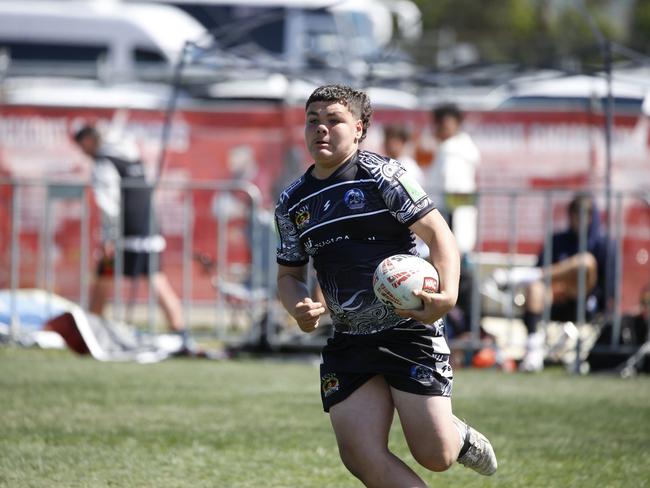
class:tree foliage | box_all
[407,0,647,72]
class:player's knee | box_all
[580,252,598,287]
[411,445,457,472]
[337,442,380,480]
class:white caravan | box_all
[0,1,209,82]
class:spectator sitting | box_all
[493,193,614,372]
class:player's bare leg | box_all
[545,252,598,296]
[392,388,497,476]
[390,390,460,472]
[329,375,429,488]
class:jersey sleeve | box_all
[375,158,436,226]
[275,193,309,267]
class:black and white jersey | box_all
[92,144,164,253]
[275,150,437,334]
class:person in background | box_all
[275,84,496,487]
[495,193,613,372]
[383,123,424,183]
[425,104,481,345]
[73,125,191,351]
[383,122,428,258]
[426,103,480,238]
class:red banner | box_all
[1,104,648,311]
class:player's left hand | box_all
[394,289,454,324]
[293,297,326,333]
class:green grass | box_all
[1,347,649,488]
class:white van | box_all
[0,1,209,82]
[124,0,419,73]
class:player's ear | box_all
[355,120,363,141]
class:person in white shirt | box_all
[425,104,481,347]
[426,103,480,250]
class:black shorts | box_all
[319,323,453,412]
[550,298,597,323]
[96,251,161,278]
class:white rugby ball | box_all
[373,254,440,310]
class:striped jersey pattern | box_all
[275,150,438,335]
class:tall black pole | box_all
[602,38,614,318]
[578,2,615,318]
[156,41,190,188]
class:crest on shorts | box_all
[410,365,435,386]
[321,373,340,398]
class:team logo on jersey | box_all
[321,373,340,398]
[344,188,365,210]
[380,160,402,179]
[294,206,310,229]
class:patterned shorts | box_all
[319,323,453,412]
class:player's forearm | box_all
[426,223,460,308]
[277,274,311,316]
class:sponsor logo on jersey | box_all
[294,206,310,229]
[397,171,427,203]
[321,373,340,398]
[344,188,365,210]
[304,235,350,255]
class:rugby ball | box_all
[373,254,440,310]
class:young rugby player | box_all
[275,84,497,487]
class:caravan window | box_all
[0,39,107,77]
[133,47,167,65]
[173,4,285,55]
[0,40,107,62]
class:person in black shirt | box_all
[517,194,613,372]
[275,85,497,486]
[73,125,188,346]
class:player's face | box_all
[305,101,363,174]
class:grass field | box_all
[1,347,649,488]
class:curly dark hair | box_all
[305,84,373,142]
[432,103,463,125]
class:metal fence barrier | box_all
[2,179,649,366]
[0,178,287,346]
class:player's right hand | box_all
[293,297,326,333]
